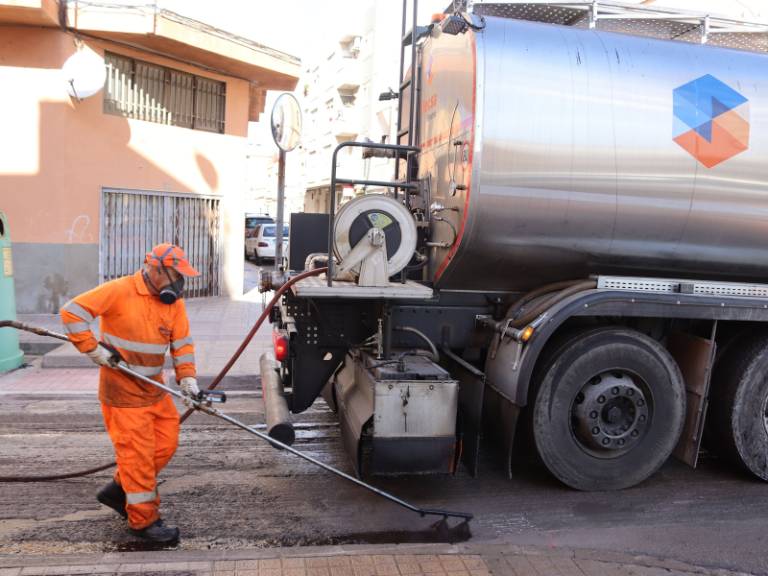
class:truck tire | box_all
[708,333,768,481]
[531,327,686,490]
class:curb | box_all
[0,542,753,575]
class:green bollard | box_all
[0,211,24,373]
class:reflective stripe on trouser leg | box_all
[100,396,179,529]
[126,490,158,504]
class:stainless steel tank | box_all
[419,17,768,291]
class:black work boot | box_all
[96,480,127,518]
[129,519,180,544]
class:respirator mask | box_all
[144,244,186,305]
[158,265,184,304]
[143,266,184,304]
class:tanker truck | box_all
[262,2,768,491]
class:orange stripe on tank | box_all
[435,32,477,283]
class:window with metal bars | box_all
[104,52,226,133]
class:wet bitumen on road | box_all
[2,376,768,575]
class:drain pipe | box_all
[260,352,295,446]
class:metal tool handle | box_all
[197,389,226,404]
[98,341,124,365]
[1,319,474,522]
[113,361,472,521]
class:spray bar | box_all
[0,320,473,523]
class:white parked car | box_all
[244,214,273,257]
[246,224,289,265]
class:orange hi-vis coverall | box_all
[60,270,196,529]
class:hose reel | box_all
[333,195,418,286]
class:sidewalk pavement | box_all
[0,542,751,576]
[9,290,274,390]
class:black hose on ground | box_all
[0,267,328,483]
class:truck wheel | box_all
[532,328,685,490]
[708,333,768,481]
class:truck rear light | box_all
[273,331,289,361]
[520,325,535,342]
[258,241,269,247]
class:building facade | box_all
[298,1,399,214]
[241,1,402,219]
[0,0,299,312]
[295,0,448,214]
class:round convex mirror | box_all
[271,93,302,152]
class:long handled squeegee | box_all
[1,320,473,524]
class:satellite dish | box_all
[271,93,302,152]
[62,49,106,100]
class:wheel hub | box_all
[572,372,650,453]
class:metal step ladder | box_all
[394,0,429,193]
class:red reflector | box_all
[272,331,289,361]
[258,241,269,247]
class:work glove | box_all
[179,377,200,409]
[85,344,119,368]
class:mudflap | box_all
[334,353,373,476]
[441,348,485,477]
[483,386,521,480]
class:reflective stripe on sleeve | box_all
[103,332,168,355]
[62,301,94,323]
[64,321,90,334]
[172,353,195,366]
[125,490,158,505]
[171,336,193,351]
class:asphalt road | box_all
[1,259,766,573]
[1,375,768,574]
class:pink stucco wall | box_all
[0,26,251,308]
[2,26,248,243]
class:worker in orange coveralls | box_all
[60,243,201,544]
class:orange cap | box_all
[145,243,200,277]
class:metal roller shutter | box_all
[100,188,221,298]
